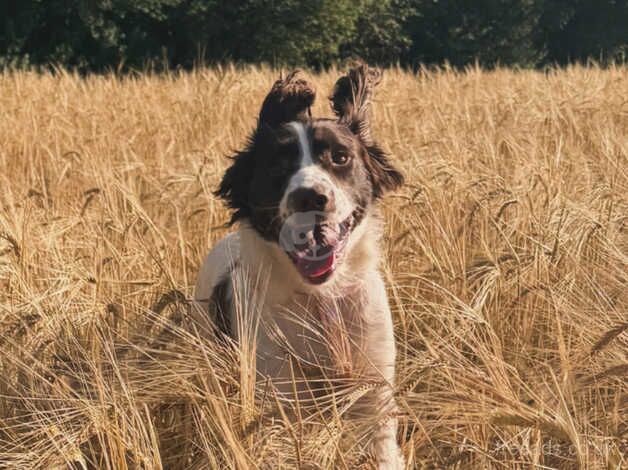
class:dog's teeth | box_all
[339,220,350,236]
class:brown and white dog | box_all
[195,65,404,468]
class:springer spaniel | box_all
[195,65,404,468]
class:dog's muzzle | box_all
[279,210,354,285]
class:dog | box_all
[194,65,404,468]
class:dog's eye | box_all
[331,152,350,166]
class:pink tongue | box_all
[295,250,335,278]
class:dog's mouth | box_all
[282,213,354,285]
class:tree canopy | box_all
[1,0,626,71]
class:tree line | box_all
[1,0,626,71]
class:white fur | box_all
[193,232,239,311]
[289,121,313,166]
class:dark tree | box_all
[1,0,626,70]
[537,0,628,65]
[402,0,544,68]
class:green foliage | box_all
[402,0,545,67]
[204,0,362,67]
[340,0,413,65]
[537,0,628,64]
[0,0,626,70]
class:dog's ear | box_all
[215,145,255,225]
[216,71,315,224]
[258,70,316,129]
[361,142,404,198]
[330,63,381,145]
[331,64,403,197]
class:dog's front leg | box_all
[363,273,405,469]
[367,383,403,470]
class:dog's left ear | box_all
[215,144,255,225]
[330,64,403,197]
[215,71,316,225]
[258,70,316,129]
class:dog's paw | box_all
[375,447,405,470]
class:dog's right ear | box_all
[330,63,381,146]
[258,70,316,129]
[331,64,403,197]
[215,71,316,225]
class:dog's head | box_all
[216,65,403,285]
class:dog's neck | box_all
[237,211,383,304]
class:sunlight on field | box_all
[0,65,626,469]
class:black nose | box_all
[288,186,335,212]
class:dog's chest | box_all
[256,285,370,383]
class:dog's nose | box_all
[288,186,335,213]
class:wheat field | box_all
[0,65,626,469]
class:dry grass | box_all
[0,64,626,469]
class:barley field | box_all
[0,65,626,469]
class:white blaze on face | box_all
[290,121,313,167]
[280,121,352,220]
